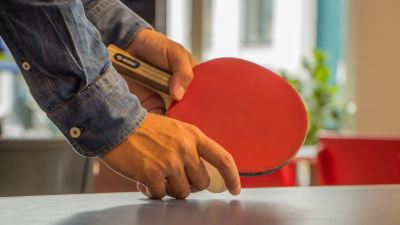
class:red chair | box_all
[240,161,296,187]
[316,134,400,185]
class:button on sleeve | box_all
[69,127,82,139]
[21,61,31,71]
[48,65,147,157]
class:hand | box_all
[125,80,166,115]
[126,29,197,100]
[100,113,241,199]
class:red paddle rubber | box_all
[167,58,308,176]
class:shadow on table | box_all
[55,199,304,225]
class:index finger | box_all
[168,48,194,101]
[197,134,241,195]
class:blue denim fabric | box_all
[82,0,150,49]
[0,0,151,157]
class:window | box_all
[167,0,316,74]
[241,0,273,46]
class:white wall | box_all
[347,0,400,135]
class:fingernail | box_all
[231,187,241,196]
[175,86,185,100]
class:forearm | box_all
[82,0,152,49]
[0,0,146,157]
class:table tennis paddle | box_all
[108,45,308,192]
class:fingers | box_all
[141,172,167,199]
[185,156,210,191]
[196,134,241,195]
[125,78,166,114]
[166,169,191,199]
[168,46,194,100]
[137,152,208,199]
[166,140,208,198]
[127,29,195,101]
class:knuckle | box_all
[174,42,186,52]
[162,155,180,171]
[186,124,202,137]
[144,167,164,180]
[189,124,201,133]
[170,119,183,132]
[179,139,194,155]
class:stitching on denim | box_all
[0,4,27,58]
[77,109,147,157]
[85,0,118,22]
[47,65,113,116]
[79,65,113,95]
[48,66,147,157]
[0,5,66,114]
[41,7,85,72]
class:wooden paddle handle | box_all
[108,44,173,108]
[108,44,227,193]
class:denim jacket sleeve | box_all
[82,0,152,49]
[0,0,147,157]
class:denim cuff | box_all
[83,0,153,49]
[48,65,148,157]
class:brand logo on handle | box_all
[115,53,140,68]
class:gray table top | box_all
[1,185,400,225]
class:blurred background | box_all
[0,0,399,196]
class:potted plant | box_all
[281,49,344,145]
